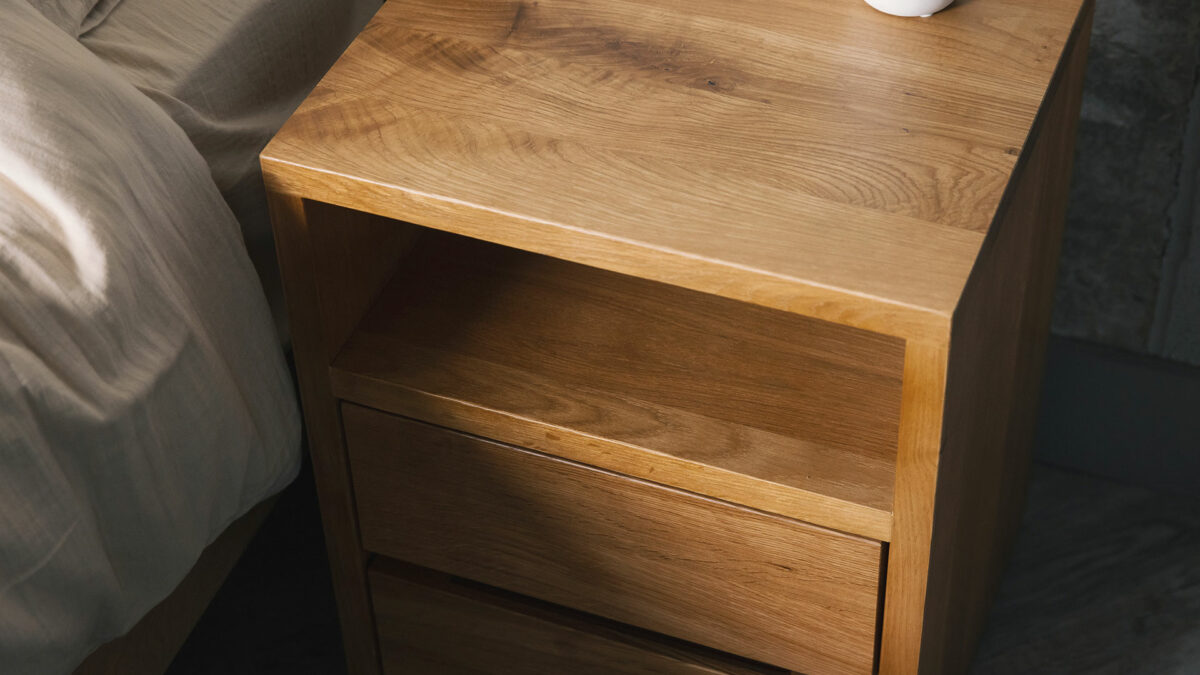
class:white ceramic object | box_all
[863,0,954,17]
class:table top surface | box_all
[262,0,1088,340]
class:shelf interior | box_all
[331,231,905,540]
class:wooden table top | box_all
[262,0,1088,340]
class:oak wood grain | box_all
[262,0,1087,341]
[370,559,785,675]
[879,339,949,675]
[880,4,1094,673]
[918,8,1095,674]
[265,195,421,675]
[262,0,1094,670]
[331,232,902,540]
[344,406,884,675]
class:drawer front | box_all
[345,404,884,675]
[370,558,782,675]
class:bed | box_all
[0,1,379,672]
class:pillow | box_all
[25,0,120,36]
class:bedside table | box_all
[261,0,1093,673]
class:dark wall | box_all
[1052,0,1200,366]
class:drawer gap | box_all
[370,556,787,675]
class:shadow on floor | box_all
[972,464,1200,673]
[166,460,347,675]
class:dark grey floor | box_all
[165,456,1200,674]
[972,464,1200,674]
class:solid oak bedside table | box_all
[261,0,1093,673]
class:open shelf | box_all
[331,232,904,540]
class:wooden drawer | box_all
[369,558,783,674]
[344,404,885,675]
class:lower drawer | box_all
[370,558,782,674]
[344,404,885,675]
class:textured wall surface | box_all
[1052,0,1200,364]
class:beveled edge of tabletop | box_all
[260,154,963,343]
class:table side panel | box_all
[879,340,949,675]
[921,6,1093,673]
[879,4,1093,673]
[265,195,424,674]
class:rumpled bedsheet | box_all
[0,3,300,673]
[81,0,383,337]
